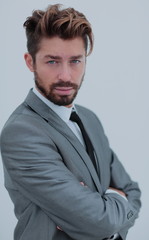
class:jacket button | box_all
[127,210,134,219]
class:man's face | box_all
[25,37,86,107]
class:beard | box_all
[34,71,84,106]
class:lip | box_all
[54,87,74,96]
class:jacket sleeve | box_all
[0,114,140,240]
[108,150,141,239]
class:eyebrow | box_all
[44,55,84,60]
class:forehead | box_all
[37,37,86,59]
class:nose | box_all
[58,63,71,82]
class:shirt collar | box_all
[33,87,75,123]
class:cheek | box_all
[74,63,85,75]
[77,67,85,81]
[80,63,86,75]
[36,67,54,82]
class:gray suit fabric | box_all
[0,90,141,240]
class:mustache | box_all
[51,81,78,89]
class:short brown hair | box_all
[23,4,94,61]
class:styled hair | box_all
[23,4,94,61]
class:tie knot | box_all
[70,111,81,124]
[70,111,86,137]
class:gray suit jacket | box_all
[0,90,141,240]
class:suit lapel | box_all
[25,90,102,193]
[48,113,102,193]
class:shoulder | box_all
[75,104,96,117]
[75,104,102,125]
[0,102,46,143]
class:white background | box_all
[0,0,148,239]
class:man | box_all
[0,4,141,240]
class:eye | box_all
[47,60,57,64]
[70,59,81,64]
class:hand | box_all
[108,187,126,198]
[80,181,85,186]
[57,226,63,231]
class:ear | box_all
[24,53,35,72]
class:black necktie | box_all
[70,111,97,170]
